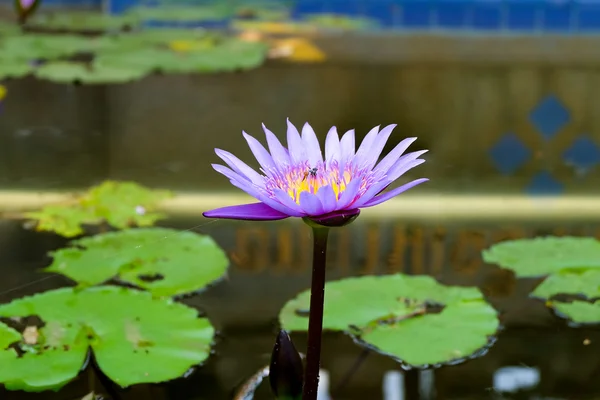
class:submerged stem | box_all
[302,226,330,400]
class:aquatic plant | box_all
[280,274,499,367]
[484,236,600,324]
[203,120,427,399]
[0,286,214,391]
[14,0,41,25]
[24,180,172,237]
[46,228,229,297]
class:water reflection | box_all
[0,216,599,399]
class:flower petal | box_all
[350,179,392,208]
[339,129,355,162]
[286,119,307,164]
[324,126,340,163]
[299,191,324,215]
[373,137,418,176]
[387,155,427,182]
[353,125,380,167]
[228,179,304,217]
[203,202,290,221]
[301,123,323,166]
[362,178,429,207]
[273,188,305,214]
[243,131,276,174]
[337,178,363,209]
[316,185,337,214]
[263,123,290,165]
[215,149,264,185]
[362,124,396,170]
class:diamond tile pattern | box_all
[563,136,600,172]
[529,95,571,140]
[489,133,532,175]
[526,171,564,196]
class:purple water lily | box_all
[203,120,428,224]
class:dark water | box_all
[1,216,600,400]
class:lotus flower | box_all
[203,120,428,225]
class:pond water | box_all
[0,215,599,399]
[1,33,600,399]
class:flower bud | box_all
[269,330,303,399]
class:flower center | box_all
[265,161,353,204]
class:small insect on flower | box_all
[302,167,318,182]
[203,119,428,226]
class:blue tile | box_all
[563,136,600,172]
[529,95,571,140]
[542,2,573,31]
[365,0,398,27]
[330,0,361,16]
[400,0,432,28]
[435,1,469,28]
[471,2,503,30]
[291,0,326,18]
[576,2,600,31]
[526,171,564,196]
[489,133,532,175]
[506,0,539,30]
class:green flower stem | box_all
[302,226,330,400]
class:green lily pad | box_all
[0,286,213,391]
[24,181,172,237]
[96,38,267,74]
[549,301,600,324]
[34,61,147,84]
[304,14,379,30]
[532,269,600,300]
[24,204,100,238]
[127,5,232,22]
[27,12,139,31]
[81,181,172,229]
[0,34,93,61]
[482,236,600,278]
[0,61,33,79]
[280,275,499,367]
[46,228,229,297]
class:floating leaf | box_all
[0,286,213,390]
[0,34,93,61]
[81,181,172,229]
[280,275,499,367]
[304,14,379,31]
[24,204,100,238]
[34,61,147,84]
[24,181,172,237]
[0,315,89,391]
[27,12,139,31]
[532,269,600,300]
[482,236,600,278]
[127,5,232,22]
[550,301,600,324]
[46,228,229,297]
[0,61,33,79]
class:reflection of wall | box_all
[106,51,600,195]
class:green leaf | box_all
[0,286,214,390]
[127,5,233,22]
[46,228,229,297]
[24,181,171,237]
[0,61,33,79]
[280,274,499,367]
[27,12,139,31]
[482,236,600,278]
[24,205,101,238]
[0,34,93,61]
[34,61,147,84]
[81,180,172,229]
[549,300,600,324]
[0,322,22,348]
[532,269,600,300]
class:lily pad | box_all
[280,275,499,367]
[0,60,33,79]
[24,204,100,238]
[24,181,172,237]
[127,5,232,22]
[46,228,229,297]
[34,61,147,84]
[0,286,213,390]
[27,12,139,31]
[550,301,600,324]
[532,269,600,300]
[0,34,93,61]
[482,236,600,278]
